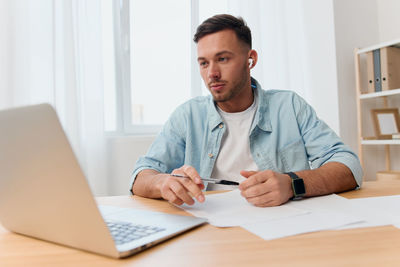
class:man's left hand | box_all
[239,170,293,207]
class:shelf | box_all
[359,88,400,99]
[361,139,400,145]
[357,38,400,54]
[355,38,400,176]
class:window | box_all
[105,0,201,134]
[105,0,231,134]
[129,0,191,126]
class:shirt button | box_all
[208,153,214,158]
[219,124,224,129]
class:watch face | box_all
[293,178,306,195]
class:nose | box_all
[207,62,221,80]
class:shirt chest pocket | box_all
[278,139,310,172]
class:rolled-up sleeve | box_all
[294,94,363,187]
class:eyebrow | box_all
[197,50,235,62]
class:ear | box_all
[248,49,258,69]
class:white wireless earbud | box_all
[248,58,253,67]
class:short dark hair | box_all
[193,14,252,49]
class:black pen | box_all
[170,174,239,186]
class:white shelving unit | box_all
[354,39,400,179]
[359,88,400,99]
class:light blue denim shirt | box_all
[130,78,363,191]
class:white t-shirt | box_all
[207,92,259,191]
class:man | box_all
[130,14,362,207]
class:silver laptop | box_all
[0,104,206,258]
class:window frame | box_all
[112,0,201,135]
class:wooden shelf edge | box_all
[359,88,400,99]
[361,139,400,145]
[356,38,400,54]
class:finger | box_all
[198,183,205,190]
[162,188,184,206]
[245,193,276,207]
[181,165,203,184]
[169,180,195,205]
[178,176,205,203]
[239,170,272,191]
[240,170,258,178]
[252,198,277,207]
[170,171,204,190]
[240,182,271,198]
[169,168,205,201]
[172,165,203,185]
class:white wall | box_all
[377,0,400,42]
[107,135,155,195]
[333,0,400,180]
[333,0,379,152]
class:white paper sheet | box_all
[285,193,357,211]
[335,195,400,230]
[287,193,400,230]
[241,194,364,240]
[242,210,362,240]
[180,190,308,227]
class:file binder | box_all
[373,49,382,92]
[366,51,375,93]
[381,46,400,91]
[366,46,400,93]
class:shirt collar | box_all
[251,77,272,132]
[207,77,272,132]
[207,97,224,131]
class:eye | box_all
[199,61,208,68]
[218,57,228,62]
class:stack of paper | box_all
[180,190,365,239]
[181,190,308,227]
[180,191,400,240]
[243,194,364,240]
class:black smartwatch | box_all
[285,172,306,200]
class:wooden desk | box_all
[1,180,400,266]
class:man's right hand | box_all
[160,165,205,206]
[132,166,205,206]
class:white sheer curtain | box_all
[226,0,310,99]
[0,0,109,196]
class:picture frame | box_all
[370,108,400,139]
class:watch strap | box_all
[285,172,306,200]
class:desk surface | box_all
[1,179,400,266]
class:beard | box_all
[207,63,249,103]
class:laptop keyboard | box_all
[106,221,166,245]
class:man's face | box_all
[197,29,250,106]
